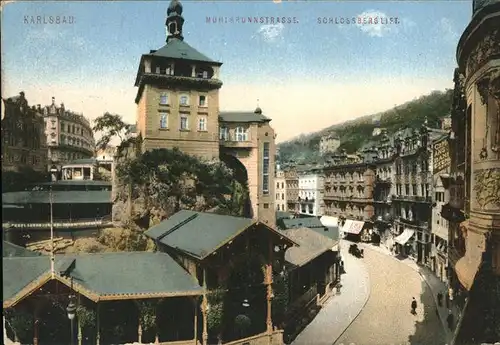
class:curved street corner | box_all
[334,243,446,345]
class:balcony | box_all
[219,134,255,148]
[396,217,430,230]
[298,197,315,203]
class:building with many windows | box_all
[1,92,47,173]
[42,97,95,172]
[275,166,287,212]
[133,0,276,225]
[323,151,375,241]
[284,168,299,214]
[298,170,324,217]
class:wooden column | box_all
[78,316,82,345]
[96,304,100,345]
[193,297,198,344]
[266,240,273,334]
[138,318,142,344]
[33,315,39,345]
[202,268,208,345]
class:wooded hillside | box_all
[277,89,453,164]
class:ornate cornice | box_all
[476,67,500,104]
[466,27,500,78]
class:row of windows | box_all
[58,121,91,138]
[59,135,92,149]
[159,93,207,107]
[159,112,208,131]
[263,142,270,194]
[276,182,285,189]
[275,193,285,200]
[395,183,430,197]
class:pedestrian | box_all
[411,297,417,315]
[445,292,450,308]
[437,292,443,307]
[447,310,454,330]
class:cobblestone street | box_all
[334,244,446,345]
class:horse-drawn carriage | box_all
[349,244,364,258]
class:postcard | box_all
[2,1,499,345]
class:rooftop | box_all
[281,227,338,268]
[146,210,296,260]
[2,190,112,204]
[3,251,203,308]
[219,110,271,123]
[3,241,42,258]
[281,217,325,230]
[148,38,221,65]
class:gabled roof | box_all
[219,111,271,123]
[281,227,338,268]
[276,211,293,221]
[2,190,111,204]
[145,210,297,260]
[282,217,324,230]
[3,241,42,258]
[3,252,202,308]
[148,38,221,65]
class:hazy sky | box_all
[2,1,471,142]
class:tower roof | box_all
[167,0,183,16]
[148,38,221,65]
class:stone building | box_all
[42,97,95,172]
[442,1,500,343]
[298,170,324,217]
[371,133,397,247]
[1,92,47,173]
[284,168,299,214]
[430,135,452,284]
[275,165,287,212]
[319,133,340,155]
[133,0,276,226]
[322,151,375,241]
[392,125,448,264]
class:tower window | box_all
[198,116,207,131]
[180,116,189,130]
[199,95,207,107]
[169,22,177,35]
[160,94,169,105]
[179,95,189,106]
[235,127,248,141]
[263,142,270,194]
[159,111,168,129]
[203,71,208,78]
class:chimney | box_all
[52,97,55,105]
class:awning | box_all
[320,216,338,228]
[394,229,415,245]
[342,220,365,235]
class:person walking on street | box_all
[437,292,443,307]
[447,310,454,330]
[411,297,417,315]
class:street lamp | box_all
[67,295,77,345]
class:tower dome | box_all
[167,0,183,16]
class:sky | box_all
[1,0,471,143]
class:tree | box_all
[92,112,133,151]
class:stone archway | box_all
[220,153,252,218]
[222,253,267,342]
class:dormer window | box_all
[155,66,161,74]
[160,93,169,105]
[203,71,208,78]
[179,95,189,106]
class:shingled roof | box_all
[145,210,297,260]
[281,227,338,268]
[3,252,202,308]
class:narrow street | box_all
[334,243,446,345]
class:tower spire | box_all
[166,0,185,43]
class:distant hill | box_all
[277,89,453,164]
